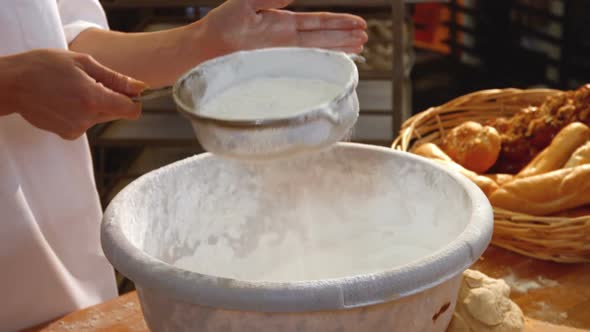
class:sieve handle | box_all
[346,53,366,64]
[131,54,361,103]
[132,85,173,103]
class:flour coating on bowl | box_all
[173,227,434,282]
[165,150,469,283]
[198,78,342,120]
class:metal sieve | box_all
[134,47,361,161]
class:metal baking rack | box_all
[442,0,587,91]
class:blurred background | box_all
[92,1,590,259]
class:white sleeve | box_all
[57,0,109,44]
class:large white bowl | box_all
[101,143,493,332]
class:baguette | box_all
[412,142,453,161]
[517,122,590,178]
[483,174,514,186]
[490,164,590,215]
[564,141,590,168]
[413,143,499,197]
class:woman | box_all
[0,0,367,330]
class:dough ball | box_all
[464,288,507,326]
[448,269,525,332]
[442,121,502,174]
[498,302,525,332]
[447,312,470,331]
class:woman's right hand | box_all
[0,49,146,140]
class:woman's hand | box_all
[0,49,146,140]
[68,0,368,89]
[200,0,368,56]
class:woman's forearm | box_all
[68,0,368,88]
[69,22,218,88]
[0,54,21,116]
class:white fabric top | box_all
[0,1,117,331]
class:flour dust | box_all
[172,150,450,282]
[199,77,342,120]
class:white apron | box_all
[0,1,117,331]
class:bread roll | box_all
[490,164,590,215]
[442,121,502,174]
[517,122,590,178]
[564,141,590,168]
[413,143,499,197]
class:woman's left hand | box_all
[200,0,368,56]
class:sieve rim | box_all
[172,47,359,129]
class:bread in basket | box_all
[392,86,590,263]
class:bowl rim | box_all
[101,143,493,312]
[172,47,359,129]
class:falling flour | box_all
[173,225,435,282]
[167,151,468,282]
[199,77,342,120]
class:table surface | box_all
[26,246,590,332]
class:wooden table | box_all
[26,246,590,332]
[472,246,590,330]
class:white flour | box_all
[174,222,434,282]
[529,301,569,325]
[199,78,342,120]
[501,271,559,294]
[167,150,468,282]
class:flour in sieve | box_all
[199,78,342,120]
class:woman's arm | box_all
[69,0,367,88]
[69,24,208,88]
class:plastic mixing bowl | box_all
[101,143,493,332]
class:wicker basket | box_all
[392,88,590,263]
